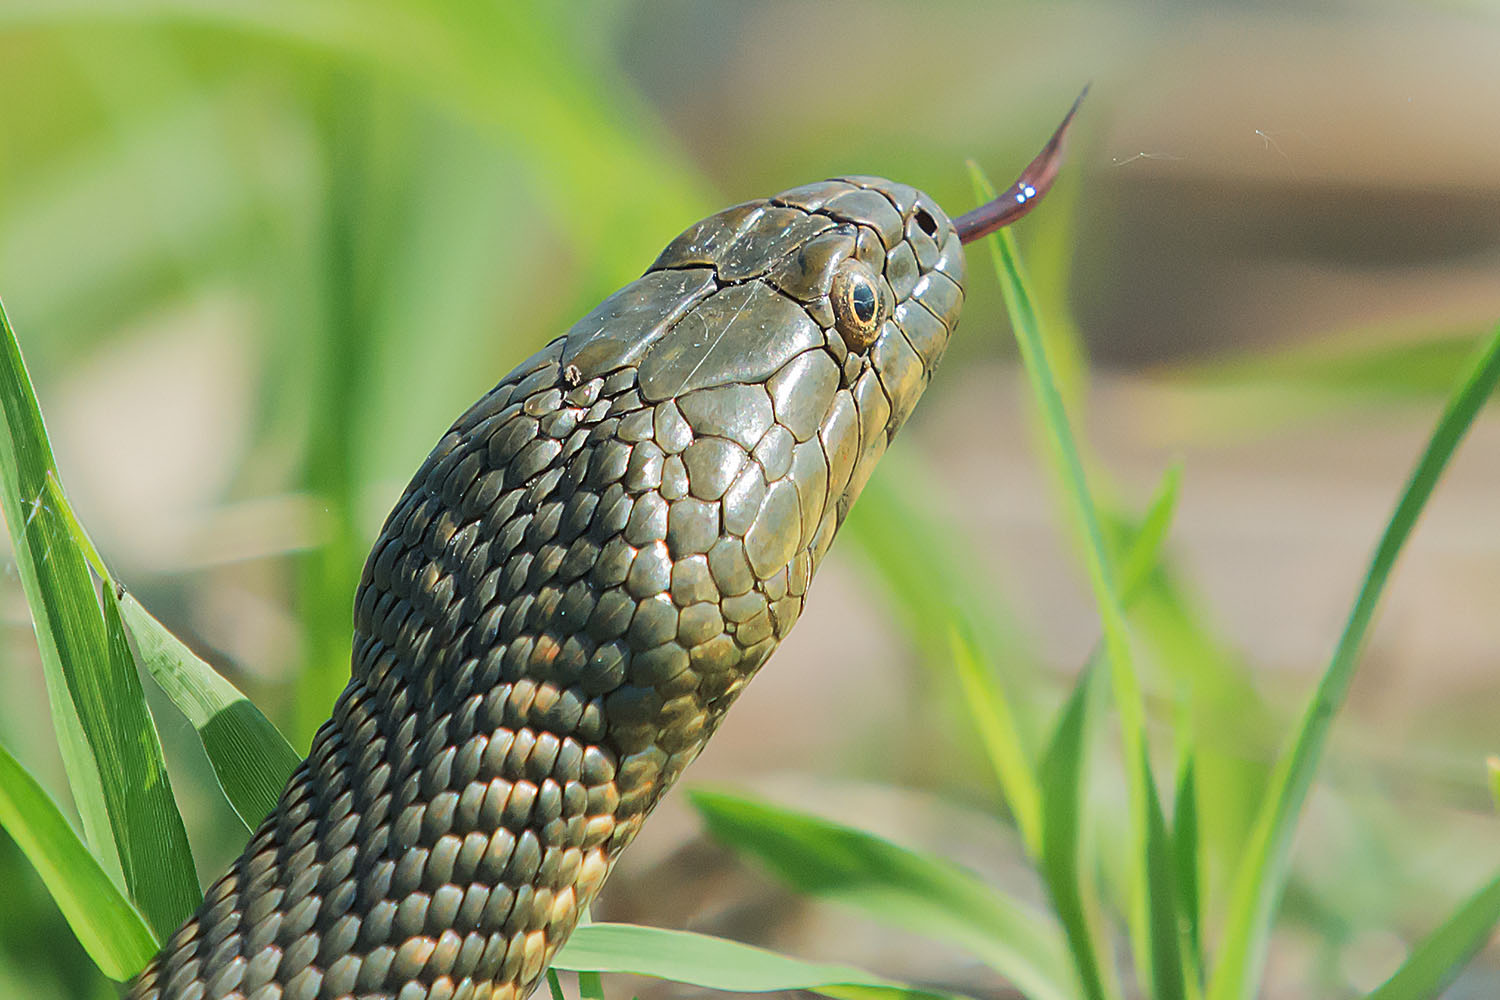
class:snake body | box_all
[128,174,969,1000]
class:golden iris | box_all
[830,260,885,351]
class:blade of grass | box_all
[949,626,1043,857]
[1037,661,1117,1000]
[1208,321,1500,1000]
[578,973,606,1000]
[970,163,1162,997]
[942,454,1179,901]
[0,73,295,345]
[97,581,202,935]
[1174,758,1204,988]
[35,496,205,935]
[41,471,302,830]
[982,443,1182,1000]
[546,969,568,1000]
[553,922,967,1000]
[1362,869,1500,1000]
[122,595,301,831]
[1110,464,1260,911]
[690,789,1078,1000]
[0,296,201,936]
[1132,570,1272,880]
[1158,323,1493,447]
[845,464,1048,842]
[1117,461,1182,603]
[0,298,122,886]
[0,739,158,980]
[1017,167,1088,415]
[292,83,410,747]
[1142,748,1186,1000]
[570,905,607,1000]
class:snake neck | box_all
[130,346,819,1000]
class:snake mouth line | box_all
[953,85,1088,245]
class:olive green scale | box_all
[128,175,967,1000]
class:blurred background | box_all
[2,1,1499,997]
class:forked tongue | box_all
[954,86,1088,245]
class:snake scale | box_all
[127,99,1079,1000]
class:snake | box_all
[126,96,1081,1000]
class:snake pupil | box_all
[851,281,876,323]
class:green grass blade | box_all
[36,479,201,935]
[96,582,202,936]
[969,164,1158,995]
[690,789,1077,1000]
[553,922,967,1000]
[546,969,568,1000]
[1141,749,1186,1000]
[1107,464,1259,904]
[949,626,1043,857]
[844,465,1047,821]
[1032,456,1182,1000]
[40,470,111,580]
[577,966,606,1000]
[0,739,158,980]
[1173,759,1204,987]
[573,905,609,1000]
[24,405,197,938]
[122,587,302,831]
[40,469,302,831]
[1133,571,1271,875]
[1117,461,1182,604]
[578,973,605,1000]
[1208,321,1500,1000]
[1017,169,1089,415]
[0,297,122,886]
[0,295,201,935]
[1363,869,1500,1000]
[292,86,396,746]
[572,906,606,1000]
[1037,661,1117,1000]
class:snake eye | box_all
[830,260,885,352]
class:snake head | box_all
[634,176,965,531]
[553,97,1078,593]
[557,174,968,570]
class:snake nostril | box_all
[913,208,938,237]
